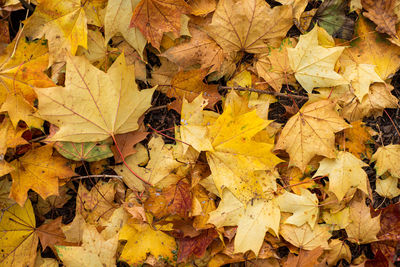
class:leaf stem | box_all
[111,134,152,186]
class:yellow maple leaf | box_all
[277,188,319,228]
[208,190,280,255]
[9,145,76,206]
[371,144,400,177]
[104,0,146,57]
[119,221,177,265]
[275,99,350,172]
[0,199,38,267]
[288,25,348,92]
[313,151,369,201]
[0,117,27,156]
[342,61,384,101]
[345,191,380,244]
[114,136,182,191]
[55,222,119,267]
[207,0,293,54]
[35,54,154,143]
[280,222,331,250]
[375,175,400,199]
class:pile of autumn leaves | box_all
[1,0,400,266]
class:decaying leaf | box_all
[371,144,400,177]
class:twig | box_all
[146,104,168,113]
[70,174,123,180]
[219,85,308,100]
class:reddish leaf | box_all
[36,217,73,250]
[177,229,218,263]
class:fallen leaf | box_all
[37,217,69,250]
[55,222,119,267]
[287,25,347,92]
[207,0,293,54]
[23,0,88,64]
[130,0,191,49]
[0,199,38,267]
[0,117,28,155]
[284,247,324,267]
[314,0,355,40]
[275,99,350,171]
[326,239,352,266]
[362,0,398,38]
[342,61,384,101]
[119,221,177,265]
[342,15,400,80]
[208,190,280,255]
[313,151,369,201]
[255,38,297,92]
[114,136,182,191]
[168,69,221,112]
[111,130,148,163]
[371,144,400,177]
[375,175,400,199]
[162,26,224,74]
[345,191,380,244]
[277,0,308,22]
[188,0,216,16]
[76,181,116,225]
[9,144,75,206]
[35,54,154,142]
[336,120,374,159]
[280,223,331,250]
[104,0,146,57]
[177,229,218,263]
[277,188,319,229]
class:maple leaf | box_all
[23,0,88,64]
[0,199,38,267]
[345,191,381,244]
[55,221,119,266]
[0,38,54,128]
[130,0,191,50]
[313,151,369,201]
[342,61,384,101]
[336,120,374,159]
[275,99,350,172]
[207,0,293,54]
[168,69,221,112]
[35,54,154,142]
[276,0,308,22]
[362,0,398,38]
[371,144,400,177]
[36,217,69,250]
[327,239,352,266]
[177,229,218,263]
[188,0,216,16]
[376,176,400,199]
[208,190,280,254]
[342,15,400,80]
[284,247,324,267]
[280,223,331,250]
[162,26,224,74]
[114,136,182,191]
[111,130,149,163]
[9,145,75,206]
[287,25,348,92]
[119,221,177,265]
[0,117,27,156]
[76,181,116,225]
[255,38,297,92]
[277,188,319,228]
[104,0,146,57]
